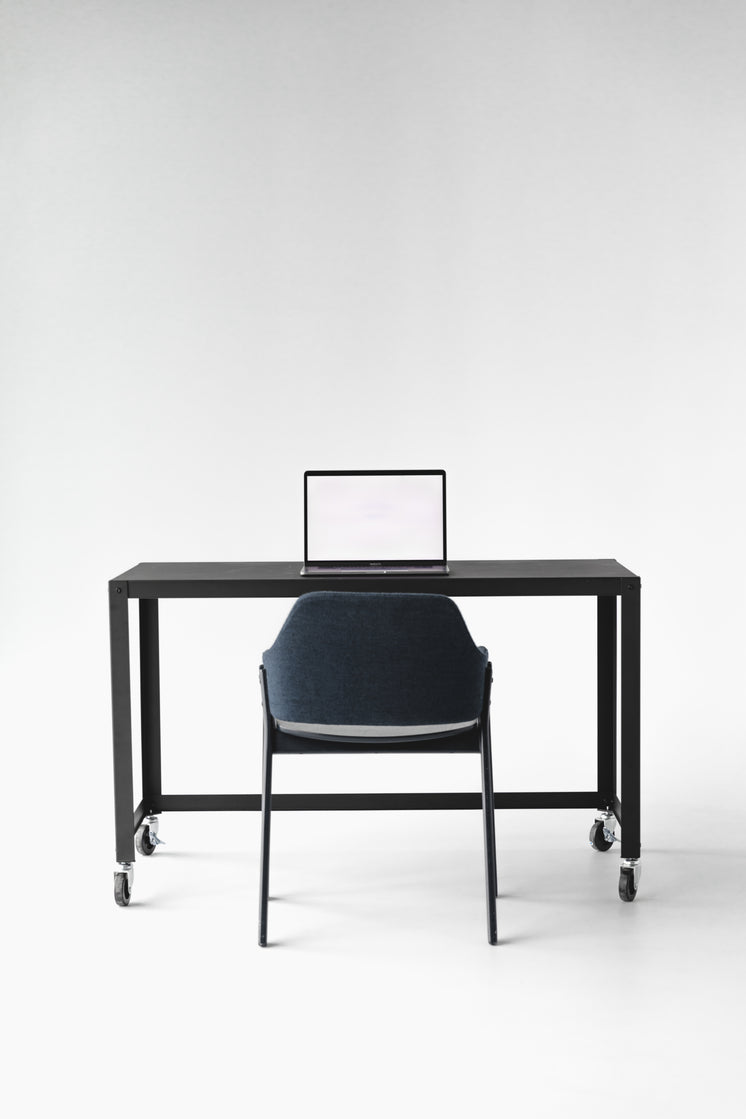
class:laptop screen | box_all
[305,471,446,564]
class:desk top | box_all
[112,559,639,599]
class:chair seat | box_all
[275,718,477,738]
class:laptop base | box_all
[300,564,450,577]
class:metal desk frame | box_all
[109,559,641,902]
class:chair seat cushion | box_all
[276,719,477,738]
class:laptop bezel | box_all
[303,469,448,570]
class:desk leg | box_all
[110,583,135,870]
[620,580,641,880]
[597,595,617,808]
[140,600,162,815]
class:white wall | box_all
[3,1,745,830]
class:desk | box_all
[109,559,641,902]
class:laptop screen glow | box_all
[306,473,445,563]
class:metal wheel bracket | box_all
[115,862,135,890]
[594,809,618,844]
[595,805,617,832]
[621,857,641,890]
[143,815,165,846]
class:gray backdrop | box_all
[2,2,744,1112]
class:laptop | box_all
[301,469,449,576]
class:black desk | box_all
[109,559,641,901]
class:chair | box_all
[259,595,498,944]
[258,591,498,945]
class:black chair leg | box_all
[258,718,273,947]
[486,713,498,900]
[480,716,498,945]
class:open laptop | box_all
[301,469,449,576]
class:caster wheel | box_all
[589,820,614,852]
[114,872,131,907]
[136,823,157,856]
[619,867,638,902]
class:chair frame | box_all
[258,662,498,946]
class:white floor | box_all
[11,801,744,1117]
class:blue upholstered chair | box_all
[258,591,498,945]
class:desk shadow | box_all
[150,849,249,863]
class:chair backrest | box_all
[262,592,488,728]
